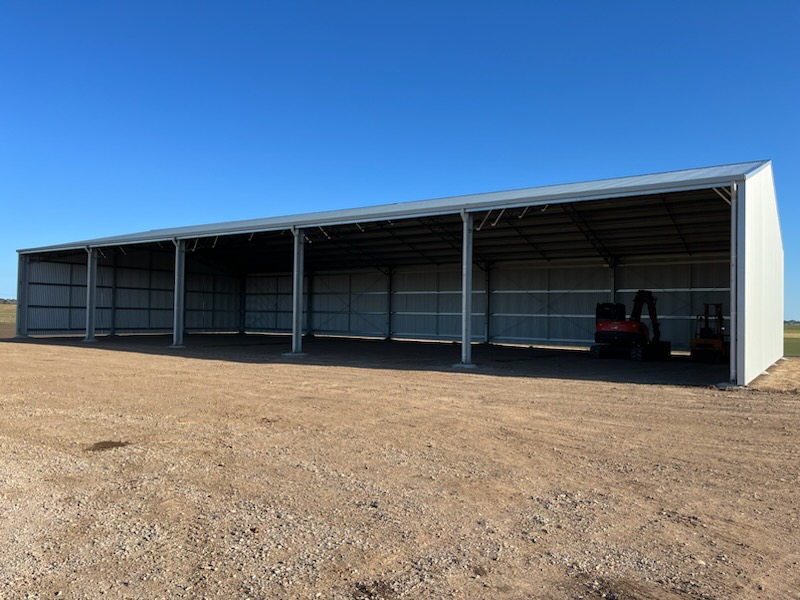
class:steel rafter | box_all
[561,203,617,267]
[492,209,549,262]
[659,194,692,255]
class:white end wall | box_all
[740,163,784,384]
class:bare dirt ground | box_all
[1,327,798,599]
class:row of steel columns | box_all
[72,213,476,364]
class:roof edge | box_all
[18,160,769,255]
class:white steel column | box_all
[484,264,491,343]
[290,228,305,354]
[459,211,475,366]
[83,247,98,342]
[15,254,29,338]
[171,239,186,348]
[731,182,745,384]
[109,253,117,335]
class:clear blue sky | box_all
[1,1,797,315]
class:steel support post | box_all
[83,248,98,342]
[290,228,305,354]
[109,253,117,335]
[385,268,394,340]
[171,239,186,348]
[459,211,475,366]
[305,270,315,338]
[238,275,247,334]
[15,254,29,338]
[484,264,491,343]
[730,182,740,384]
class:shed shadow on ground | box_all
[2,332,730,387]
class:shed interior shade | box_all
[80,187,725,274]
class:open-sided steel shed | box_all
[16,160,783,385]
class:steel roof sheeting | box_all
[19,160,769,254]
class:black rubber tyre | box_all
[655,341,671,360]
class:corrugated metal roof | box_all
[19,160,769,254]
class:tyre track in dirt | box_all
[1,338,798,598]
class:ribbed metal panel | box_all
[28,307,71,332]
[151,270,173,290]
[70,308,85,328]
[21,249,738,349]
[245,274,294,332]
[29,261,72,285]
[97,264,114,287]
[96,308,113,330]
[118,288,150,309]
[741,164,783,384]
[313,273,350,333]
[616,261,729,350]
[390,265,483,340]
[310,270,388,336]
[151,250,174,270]
[117,267,150,288]
[549,317,594,343]
[491,316,548,341]
[393,266,445,338]
[150,290,173,310]
[490,263,608,344]
[28,283,70,307]
[69,286,87,308]
[26,259,87,333]
[115,309,150,329]
[70,264,87,285]
[149,309,173,329]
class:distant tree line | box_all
[0,298,16,304]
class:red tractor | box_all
[590,290,671,361]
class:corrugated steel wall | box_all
[740,165,784,384]
[392,265,485,340]
[22,253,730,349]
[185,259,240,332]
[24,249,175,335]
[310,270,388,337]
[244,274,295,331]
[26,256,87,334]
[490,263,609,344]
[616,261,730,350]
[113,250,174,332]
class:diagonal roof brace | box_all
[713,187,732,205]
[307,225,392,273]
[418,217,462,253]
[561,203,617,267]
[493,210,549,262]
[379,221,440,265]
[659,194,692,255]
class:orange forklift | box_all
[690,303,730,363]
[590,289,671,361]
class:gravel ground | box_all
[1,331,798,599]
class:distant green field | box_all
[785,325,800,357]
[0,304,16,325]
